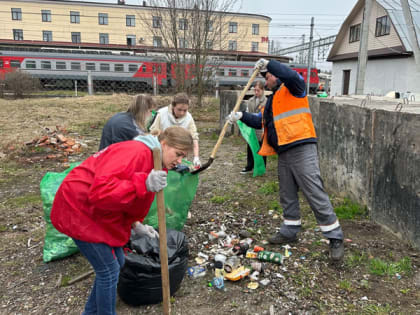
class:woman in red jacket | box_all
[51,126,193,315]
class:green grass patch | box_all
[4,193,42,208]
[339,279,353,292]
[334,198,367,219]
[345,250,369,268]
[268,200,282,211]
[210,194,231,204]
[369,256,412,276]
[258,181,278,195]
[362,303,392,314]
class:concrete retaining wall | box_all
[220,91,420,248]
[310,97,420,248]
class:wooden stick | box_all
[210,67,260,159]
[67,269,94,285]
[152,148,171,315]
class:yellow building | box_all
[1,0,271,54]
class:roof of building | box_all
[328,0,420,61]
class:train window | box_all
[216,69,225,76]
[25,61,36,69]
[71,62,81,70]
[86,63,96,71]
[228,69,237,77]
[56,62,66,70]
[141,65,146,72]
[0,60,3,68]
[152,65,157,73]
[157,65,162,74]
[115,64,124,72]
[10,60,21,68]
[241,70,249,77]
[128,64,138,72]
[100,63,110,71]
[41,61,51,69]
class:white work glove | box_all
[145,169,167,192]
[254,58,269,72]
[133,222,159,239]
[193,156,201,168]
[227,111,243,124]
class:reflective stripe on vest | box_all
[258,86,316,156]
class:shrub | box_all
[4,70,40,98]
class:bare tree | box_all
[138,0,243,105]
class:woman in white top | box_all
[150,93,201,168]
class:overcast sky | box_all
[68,0,360,70]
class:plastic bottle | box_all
[187,266,206,278]
[257,251,284,264]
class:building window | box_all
[251,42,258,52]
[349,24,361,43]
[375,15,390,37]
[217,68,225,76]
[115,64,124,72]
[252,24,259,35]
[71,32,81,43]
[126,35,136,46]
[153,16,162,28]
[42,10,51,22]
[25,61,36,69]
[71,62,81,70]
[100,63,110,71]
[206,40,213,50]
[98,13,108,25]
[229,22,237,33]
[86,63,96,71]
[206,20,213,32]
[99,33,109,44]
[228,69,237,77]
[12,8,22,20]
[153,36,162,47]
[41,61,51,69]
[10,60,21,68]
[70,11,80,24]
[179,38,188,49]
[13,29,23,41]
[179,18,188,30]
[241,69,249,77]
[56,62,66,70]
[228,40,237,51]
[43,31,52,42]
[126,15,135,27]
[128,64,138,72]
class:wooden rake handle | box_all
[210,67,260,159]
[152,148,171,315]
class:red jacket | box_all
[51,140,161,247]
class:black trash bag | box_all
[117,229,189,306]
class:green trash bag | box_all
[40,160,199,262]
[237,121,266,177]
[40,162,81,263]
[143,161,199,231]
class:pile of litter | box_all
[25,126,86,159]
[187,224,294,291]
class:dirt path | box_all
[0,96,419,314]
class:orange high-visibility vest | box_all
[259,85,317,156]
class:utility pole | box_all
[299,34,305,64]
[306,17,314,94]
[400,0,420,71]
[355,0,373,95]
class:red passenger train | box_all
[0,47,319,93]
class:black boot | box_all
[329,239,344,261]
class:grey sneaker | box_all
[268,232,298,245]
[329,239,344,261]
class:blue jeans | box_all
[73,239,125,315]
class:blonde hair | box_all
[127,94,155,130]
[172,93,190,107]
[158,126,193,152]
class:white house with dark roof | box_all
[327,0,420,96]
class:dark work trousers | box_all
[245,141,267,169]
[277,143,343,240]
